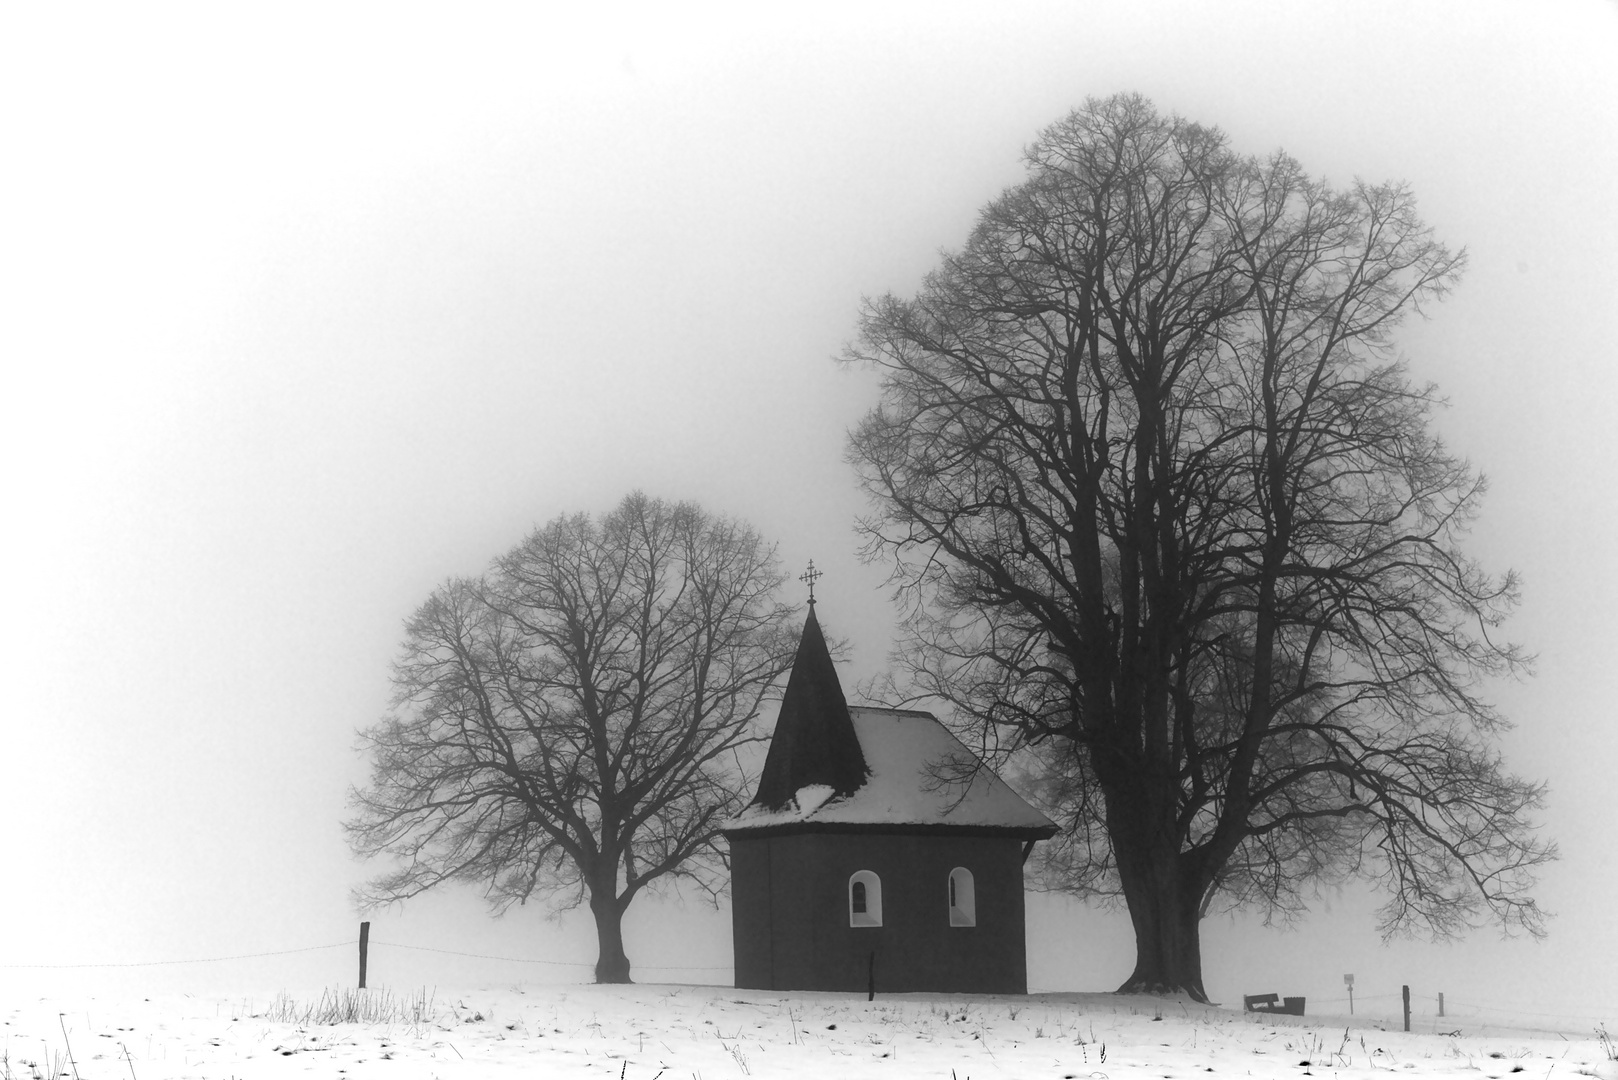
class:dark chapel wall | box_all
[730,830,1029,994]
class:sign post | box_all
[1344,974,1354,1015]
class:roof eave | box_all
[720,820,1059,842]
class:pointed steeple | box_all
[750,605,868,811]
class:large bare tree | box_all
[847,94,1553,1002]
[348,493,797,982]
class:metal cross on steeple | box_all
[799,560,822,606]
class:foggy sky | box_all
[3,1,1615,1018]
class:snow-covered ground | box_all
[4,983,1615,1080]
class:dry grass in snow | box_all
[4,983,1616,1080]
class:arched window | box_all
[849,870,882,927]
[948,867,976,926]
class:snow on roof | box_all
[724,706,1057,836]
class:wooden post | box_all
[359,921,370,989]
[867,951,875,1001]
[1402,985,1410,1032]
[1438,992,1445,1018]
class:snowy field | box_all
[5,984,1616,1080]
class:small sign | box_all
[1344,974,1355,988]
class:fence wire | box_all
[0,943,352,970]
[1,938,730,973]
[370,940,732,971]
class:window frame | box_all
[948,866,976,927]
[848,870,882,927]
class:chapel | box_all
[722,596,1057,995]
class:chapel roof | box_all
[726,606,1057,839]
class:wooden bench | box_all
[1243,993,1306,1016]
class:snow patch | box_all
[5,985,1611,1080]
[794,783,836,813]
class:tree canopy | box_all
[847,93,1552,1001]
[348,493,797,982]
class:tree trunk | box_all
[1102,772,1211,1003]
[589,894,632,984]
[1114,853,1208,1002]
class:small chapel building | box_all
[723,601,1057,995]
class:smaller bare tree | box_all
[348,492,797,982]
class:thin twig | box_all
[57,1015,80,1080]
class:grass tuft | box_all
[257,986,436,1028]
[1,1046,69,1080]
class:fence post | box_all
[1402,985,1410,1032]
[1438,992,1444,1018]
[359,921,370,990]
[867,951,875,1001]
